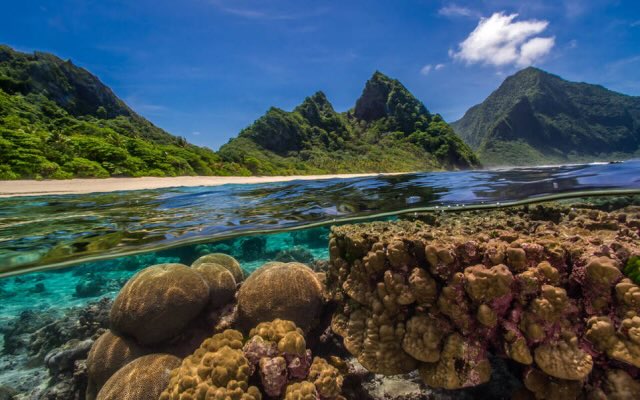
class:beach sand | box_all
[0,173,397,197]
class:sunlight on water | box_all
[0,161,639,275]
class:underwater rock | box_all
[237,262,325,332]
[37,358,89,400]
[0,385,17,400]
[45,338,93,375]
[273,246,315,264]
[0,309,55,355]
[326,205,640,394]
[29,297,111,362]
[160,319,344,400]
[74,275,106,298]
[96,354,180,400]
[191,253,244,282]
[110,263,209,345]
[240,236,268,261]
[291,228,329,249]
[29,282,46,294]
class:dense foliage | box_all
[0,45,248,179]
[452,67,640,166]
[0,45,479,179]
[220,72,480,175]
[624,256,640,285]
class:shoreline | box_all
[0,173,403,198]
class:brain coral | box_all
[326,204,640,395]
[96,354,180,400]
[192,253,244,282]
[86,330,147,399]
[110,263,210,345]
[237,262,325,332]
[192,262,237,309]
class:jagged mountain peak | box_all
[354,71,429,123]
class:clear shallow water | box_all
[1,160,640,276]
[1,161,640,396]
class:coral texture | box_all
[96,354,180,400]
[326,204,640,396]
[160,319,344,399]
[237,262,325,332]
[110,263,209,345]
[192,262,237,309]
[85,330,147,399]
[192,253,245,283]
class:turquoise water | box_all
[0,161,640,396]
[1,161,639,276]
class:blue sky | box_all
[2,0,639,149]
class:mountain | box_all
[452,67,640,166]
[219,71,479,174]
[0,45,248,179]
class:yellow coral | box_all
[600,369,640,400]
[277,331,306,356]
[249,319,303,343]
[160,330,260,400]
[463,264,514,303]
[307,357,344,398]
[586,316,640,367]
[419,333,491,389]
[522,368,582,400]
[284,381,318,400]
[408,267,438,306]
[533,335,593,380]
[401,314,449,362]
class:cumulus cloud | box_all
[435,63,445,70]
[438,4,478,18]
[451,12,555,67]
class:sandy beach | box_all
[0,173,396,198]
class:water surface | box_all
[0,161,639,276]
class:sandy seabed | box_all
[0,173,395,197]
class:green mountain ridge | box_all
[452,67,640,166]
[0,45,248,179]
[219,71,480,174]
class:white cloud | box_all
[568,39,578,49]
[438,4,477,18]
[420,63,446,75]
[631,20,640,27]
[519,37,556,66]
[191,131,201,136]
[451,12,555,67]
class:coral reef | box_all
[237,262,325,332]
[327,204,640,397]
[192,253,245,283]
[160,319,344,399]
[86,330,148,399]
[110,263,210,345]
[96,354,181,400]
